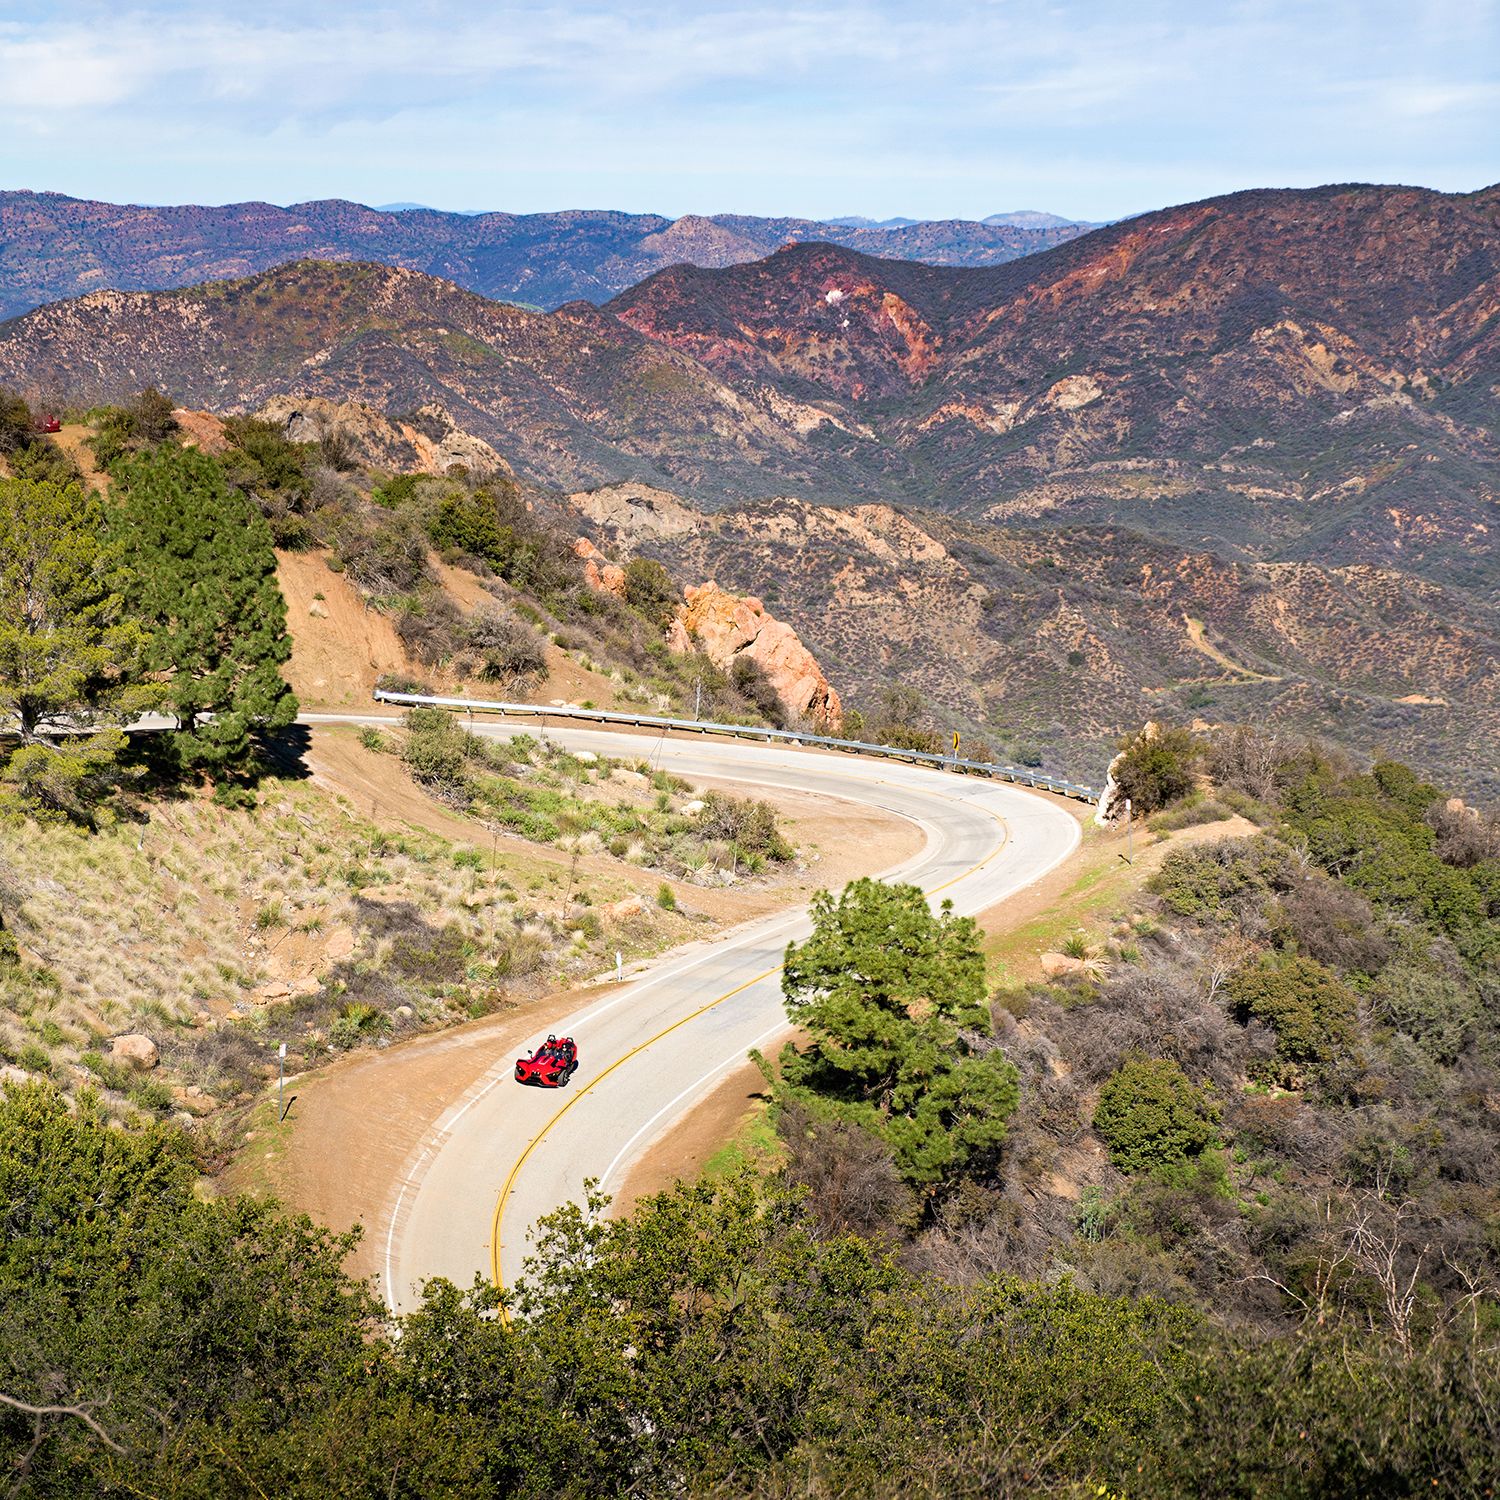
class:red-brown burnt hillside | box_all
[612,183,1500,406]
[607,182,1500,584]
[610,244,960,399]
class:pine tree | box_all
[0,476,150,817]
[776,878,1019,1187]
[115,446,297,777]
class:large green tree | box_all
[0,476,150,818]
[775,878,1018,1187]
[115,445,297,776]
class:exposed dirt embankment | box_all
[278,551,411,707]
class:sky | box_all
[0,1,1495,222]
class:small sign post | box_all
[615,950,624,983]
[1124,798,1133,865]
[278,1042,287,1121]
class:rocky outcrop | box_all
[173,407,230,454]
[172,1084,218,1117]
[574,537,626,597]
[1040,952,1092,980]
[256,395,509,479]
[1094,721,1158,825]
[110,1034,159,1071]
[570,482,702,541]
[670,582,842,729]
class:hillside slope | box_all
[0,260,839,495]
[570,484,1500,800]
[1,183,1495,596]
[2,182,1496,795]
[606,183,1500,581]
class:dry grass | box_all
[0,771,700,1121]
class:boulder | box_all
[670,582,842,729]
[257,394,509,479]
[1039,952,1090,980]
[110,1033,159,1071]
[323,927,357,961]
[573,537,627,597]
[1094,721,1159,826]
[172,408,230,454]
[171,1085,218,1117]
[609,895,648,921]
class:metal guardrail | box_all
[371,689,1100,804]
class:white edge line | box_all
[596,1016,791,1198]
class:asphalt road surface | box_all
[309,722,1082,1314]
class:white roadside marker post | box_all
[278,1041,287,1121]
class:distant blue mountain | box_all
[377,202,488,216]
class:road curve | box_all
[309,721,1081,1313]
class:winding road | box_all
[312,721,1082,1314]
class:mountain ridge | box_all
[0,190,1094,322]
[3,180,1495,590]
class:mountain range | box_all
[0,179,1495,792]
[0,191,1093,323]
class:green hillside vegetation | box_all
[0,390,799,1126]
[750,724,1499,1376]
[1,392,297,820]
[196,410,793,727]
[2,1071,1498,1495]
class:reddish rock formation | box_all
[172,407,230,454]
[670,582,841,729]
[574,536,626,597]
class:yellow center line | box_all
[490,799,1011,1312]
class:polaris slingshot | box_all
[514,1034,579,1088]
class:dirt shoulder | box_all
[227,982,619,1282]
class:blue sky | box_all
[0,1,1495,221]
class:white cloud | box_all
[0,0,1493,218]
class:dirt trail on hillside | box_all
[1183,614,1282,683]
[53,424,107,488]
